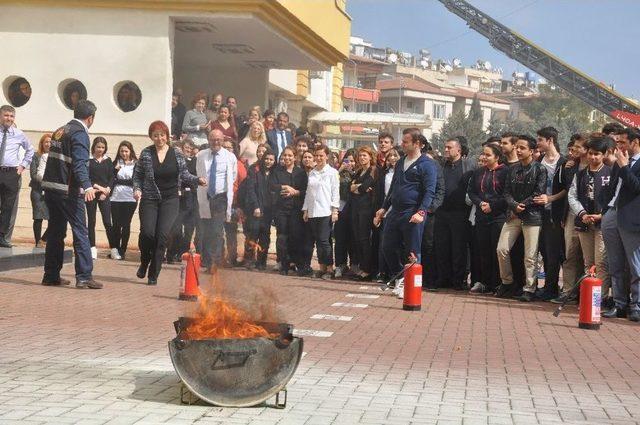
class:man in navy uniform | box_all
[41,100,101,289]
[374,127,438,298]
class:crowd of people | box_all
[0,93,639,322]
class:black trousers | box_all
[138,196,179,280]
[421,212,437,289]
[167,200,197,259]
[111,202,137,256]
[275,209,304,271]
[539,210,565,296]
[351,208,374,273]
[469,224,482,284]
[334,207,356,268]
[309,216,333,266]
[245,210,273,265]
[434,211,470,288]
[0,168,20,237]
[476,220,504,291]
[86,198,116,248]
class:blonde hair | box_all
[249,120,267,143]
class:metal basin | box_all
[169,318,303,407]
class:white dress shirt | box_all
[302,164,340,218]
[196,147,237,220]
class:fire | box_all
[182,294,277,340]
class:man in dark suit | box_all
[602,127,640,321]
[267,112,293,159]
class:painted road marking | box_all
[310,314,353,321]
[293,329,333,338]
[360,286,383,290]
[346,293,380,299]
[331,302,368,308]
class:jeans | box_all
[497,217,541,293]
[382,208,425,277]
[43,192,93,282]
[201,193,227,268]
[86,198,116,248]
[539,210,565,296]
[274,209,304,272]
[309,216,333,266]
[476,220,505,291]
[138,196,180,280]
[602,209,638,312]
[111,201,137,257]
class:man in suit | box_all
[267,112,293,159]
[602,127,640,321]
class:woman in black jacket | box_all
[270,146,308,276]
[350,146,378,281]
[374,148,400,282]
[245,148,277,270]
[334,149,356,279]
[467,144,509,294]
[133,121,205,285]
[87,137,118,260]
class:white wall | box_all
[0,6,173,135]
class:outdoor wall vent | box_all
[245,60,281,69]
[175,21,217,33]
[212,44,255,54]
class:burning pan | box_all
[169,317,303,407]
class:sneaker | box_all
[375,273,386,284]
[76,279,103,289]
[495,284,515,298]
[517,291,534,302]
[550,293,577,305]
[334,265,344,279]
[393,278,404,297]
[42,277,71,286]
[469,282,486,294]
[109,248,122,260]
[90,246,98,260]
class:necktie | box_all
[0,127,7,167]
[207,151,218,199]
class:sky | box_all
[346,0,639,99]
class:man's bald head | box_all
[208,129,224,152]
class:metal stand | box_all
[180,384,201,405]
[274,389,287,409]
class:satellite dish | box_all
[419,59,430,69]
[444,65,453,72]
[452,58,462,68]
[387,53,398,64]
[419,49,430,58]
[484,61,492,71]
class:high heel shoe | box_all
[136,263,148,279]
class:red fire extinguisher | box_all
[179,249,201,301]
[403,260,423,311]
[578,266,602,330]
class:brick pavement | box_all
[1,256,640,424]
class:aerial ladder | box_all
[438,0,640,128]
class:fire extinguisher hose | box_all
[552,266,596,317]
[380,259,418,291]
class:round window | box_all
[59,79,88,110]
[115,81,142,112]
[3,76,32,107]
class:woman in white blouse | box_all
[302,145,340,280]
[110,141,138,260]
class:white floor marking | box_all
[331,302,368,308]
[310,314,353,321]
[346,293,380,299]
[293,329,333,337]
[359,286,383,290]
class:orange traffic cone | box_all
[179,248,201,301]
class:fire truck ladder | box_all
[438,0,640,127]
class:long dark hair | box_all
[257,146,276,173]
[115,140,137,163]
[483,144,505,165]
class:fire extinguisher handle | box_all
[588,265,597,276]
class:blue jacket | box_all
[382,155,437,214]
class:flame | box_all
[182,294,277,340]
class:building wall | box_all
[0,5,173,136]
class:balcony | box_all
[342,87,380,103]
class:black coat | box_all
[350,167,376,212]
[269,165,307,213]
[468,164,509,224]
[246,164,274,213]
[504,161,547,226]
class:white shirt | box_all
[302,164,340,218]
[111,160,136,203]
[384,168,394,197]
[541,155,559,210]
[403,156,418,172]
[196,148,237,220]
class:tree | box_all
[432,95,486,155]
